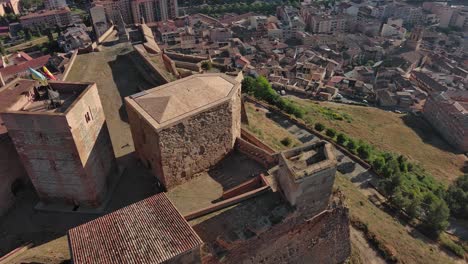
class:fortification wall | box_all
[235,138,277,168]
[158,98,240,189]
[0,135,27,216]
[202,205,351,264]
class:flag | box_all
[29,67,48,86]
[42,66,56,80]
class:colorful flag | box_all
[28,67,48,86]
[42,66,56,80]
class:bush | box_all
[241,76,305,118]
[346,139,358,153]
[280,137,292,147]
[314,122,325,132]
[445,174,468,219]
[325,128,336,138]
[441,237,465,258]
[336,133,348,145]
[357,144,372,160]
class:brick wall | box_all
[235,137,277,168]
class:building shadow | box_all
[400,114,462,154]
[107,52,153,123]
[207,150,265,191]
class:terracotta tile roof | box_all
[68,193,203,264]
[20,7,70,20]
[0,55,50,79]
[0,79,36,135]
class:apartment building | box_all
[20,8,72,29]
[424,90,468,152]
[309,15,350,34]
[131,0,178,24]
[44,0,67,10]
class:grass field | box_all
[244,103,301,151]
[289,97,466,184]
[244,102,461,264]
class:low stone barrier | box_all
[235,137,278,168]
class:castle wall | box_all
[1,112,83,204]
[0,134,27,216]
[157,98,240,189]
[202,206,351,264]
[66,84,116,206]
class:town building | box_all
[57,24,92,52]
[1,81,117,210]
[131,0,178,24]
[44,0,67,10]
[90,4,110,38]
[19,8,72,30]
[0,0,19,16]
[423,90,468,152]
[309,14,350,34]
[0,54,51,85]
[93,0,132,25]
[125,74,241,189]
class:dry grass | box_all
[243,103,301,151]
[243,102,460,264]
[290,98,466,184]
[336,174,459,264]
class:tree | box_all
[201,61,212,70]
[325,128,336,138]
[46,29,54,42]
[445,174,468,219]
[424,198,450,236]
[281,137,292,147]
[406,196,422,220]
[314,123,325,132]
[357,144,372,160]
[25,28,32,40]
[372,156,386,173]
[336,133,347,146]
[347,139,357,153]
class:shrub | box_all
[357,144,372,160]
[445,174,468,219]
[325,128,336,138]
[314,122,325,132]
[441,237,465,258]
[336,133,348,145]
[346,139,358,153]
[280,137,292,147]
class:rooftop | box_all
[68,193,203,264]
[128,73,239,128]
[11,81,90,114]
[281,141,337,180]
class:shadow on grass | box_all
[400,115,463,155]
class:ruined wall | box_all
[66,84,116,206]
[166,247,202,264]
[0,135,27,216]
[202,206,351,264]
[235,138,277,168]
[158,99,240,189]
[1,112,83,204]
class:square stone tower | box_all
[125,73,241,189]
[277,141,337,218]
[1,81,116,209]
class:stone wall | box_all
[0,135,27,216]
[66,84,116,206]
[235,138,277,168]
[202,205,351,264]
[1,84,116,207]
[158,98,240,189]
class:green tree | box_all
[445,174,468,219]
[314,122,325,132]
[336,133,347,145]
[424,198,450,235]
[357,144,372,160]
[372,156,386,173]
[347,139,357,153]
[325,128,336,138]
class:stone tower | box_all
[406,26,423,51]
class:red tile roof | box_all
[68,193,203,264]
[0,55,50,79]
[0,79,36,135]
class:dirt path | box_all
[350,227,386,264]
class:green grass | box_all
[290,97,465,185]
